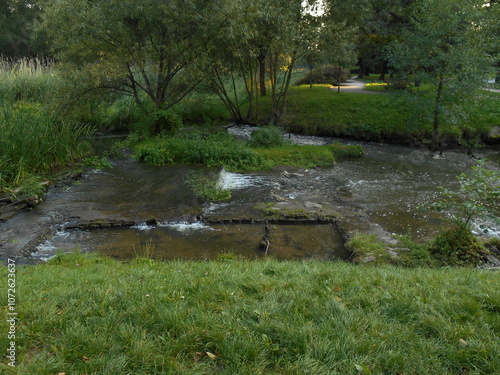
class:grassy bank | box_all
[259,85,499,145]
[1,253,499,374]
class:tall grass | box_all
[0,56,58,103]
[1,252,498,374]
[0,57,94,187]
[0,103,93,184]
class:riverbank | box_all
[1,252,498,374]
[259,85,500,146]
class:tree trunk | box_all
[432,72,444,152]
[258,53,267,97]
[337,65,342,94]
[357,59,365,79]
[379,61,388,81]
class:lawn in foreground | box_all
[1,253,499,374]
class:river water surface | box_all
[16,126,500,262]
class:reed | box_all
[0,56,59,104]
[0,55,54,75]
[0,103,93,185]
[0,57,93,188]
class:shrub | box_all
[248,126,287,148]
[431,160,500,231]
[295,65,351,86]
[427,226,486,266]
[427,160,499,265]
[152,109,183,135]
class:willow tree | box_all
[203,0,267,124]
[206,0,336,125]
[42,0,215,118]
[388,0,497,151]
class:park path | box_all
[332,79,500,94]
[329,79,380,94]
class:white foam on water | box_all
[227,124,333,146]
[158,221,215,232]
[133,221,215,231]
[132,223,155,231]
[205,202,230,214]
[217,168,266,190]
[472,219,500,238]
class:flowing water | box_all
[3,126,498,263]
[35,222,347,262]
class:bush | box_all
[427,226,486,266]
[295,65,351,86]
[152,109,183,135]
[248,126,287,148]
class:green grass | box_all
[0,102,93,188]
[132,131,269,172]
[1,252,499,374]
[131,130,363,172]
[257,85,499,144]
[255,143,363,169]
[0,58,94,193]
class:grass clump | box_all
[255,145,336,168]
[248,126,288,148]
[133,130,269,172]
[253,144,363,169]
[346,234,395,264]
[184,170,231,202]
[1,253,499,374]
[427,226,488,266]
[0,102,93,189]
[132,129,364,172]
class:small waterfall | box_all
[216,168,266,190]
[132,221,214,232]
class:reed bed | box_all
[0,57,93,187]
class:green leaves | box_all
[432,160,500,229]
[41,0,212,112]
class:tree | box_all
[388,0,497,151]
[0,0,50,57]
[205,0,317,125]
[41,0,216,125]
[355,0,414,80]
[206,0,361,125]
[318,21,358,93]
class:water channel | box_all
[2,126,499,263]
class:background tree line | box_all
[0,0,498,147]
